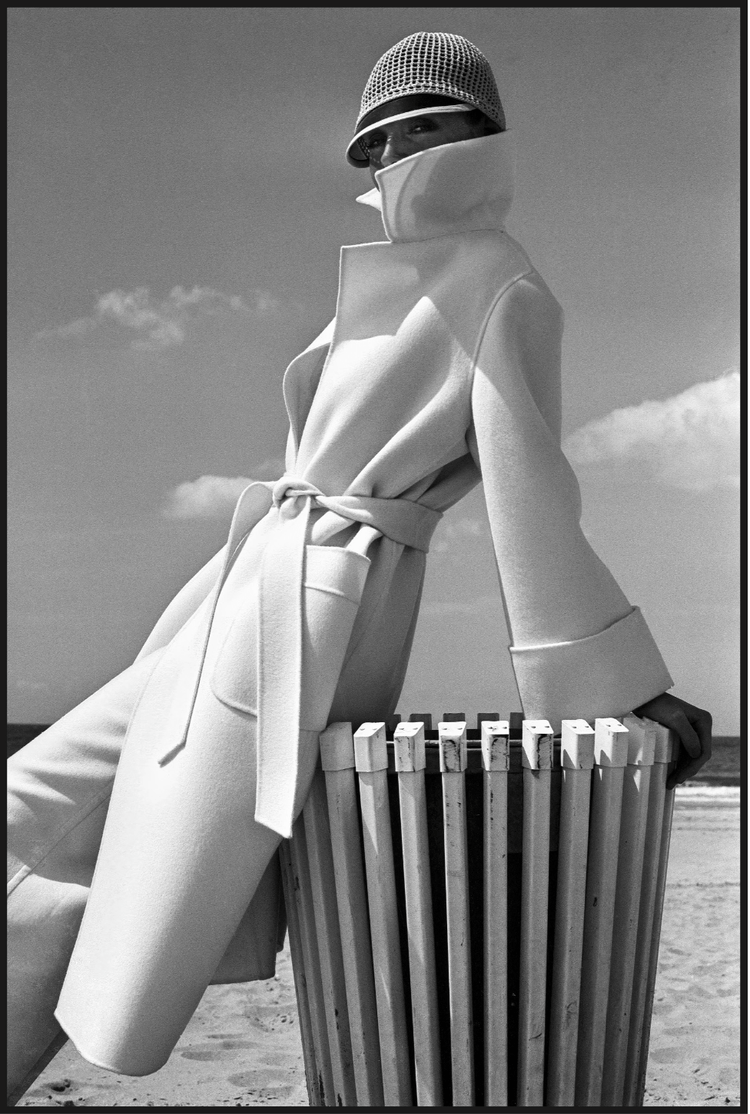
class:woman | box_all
[8,31,711,1096]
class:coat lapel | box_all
[282,319,335,459]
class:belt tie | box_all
[158,477,442,837]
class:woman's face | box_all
[363,111,489,185]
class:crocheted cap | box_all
[347,32,505,166]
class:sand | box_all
[642,788,741,1108]
[17,787,741,1108]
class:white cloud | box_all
[563,372,740,491]
[36,284,285,351]
[163,459,285,519]
[431,515,485,554]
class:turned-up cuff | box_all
[509,606,673,732]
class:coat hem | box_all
[53,1012,165,1078]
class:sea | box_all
[6,725,742,785]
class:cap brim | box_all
[346,103,473,167]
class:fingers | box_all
[666,706,713,789]
[672,711,702,758]
[631,692,713,790]
[667,753,705,790]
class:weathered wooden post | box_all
[481,718,510,1107]
[353,722,412,1106]
[438,718,474,1106]
[547,718,595,1105]
[319,722,384,1106]
[394,719,443,1106]
[517,719,554,1107]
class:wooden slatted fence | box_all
[280,713,678,1108]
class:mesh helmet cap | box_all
[347,32,505,166]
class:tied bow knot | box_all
[271,477,324,511]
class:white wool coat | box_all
[49,131,672,1074]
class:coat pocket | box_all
[300,546,371,731]
[210,545,370,725]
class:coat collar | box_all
[355,130,515,243]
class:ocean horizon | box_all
[6,723,741,785]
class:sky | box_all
[8,7,741,733]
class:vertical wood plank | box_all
[354,722,413,1106]
[395,720,443,1106]
[481,719,510,1108]
[517,719,553,1108]
[546,719,595,1106]
[320,723,384,1107]
[287,813,335,1106]
[622,721,673,1106]
[303,769,357,1106]
[278,838,321,1108]
[632,728,679,1106]
[574,717,629,1107]
[439,719,474,1107]
[601,715,657,1105]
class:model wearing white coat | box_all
[8,129,674,1089]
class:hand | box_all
[632,692,712,790]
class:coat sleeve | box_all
[468,272,673,728]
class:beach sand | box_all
[17,787,740,1108]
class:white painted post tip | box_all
[622,715,657,766]
[319,722,355,771]
[353,722,388,772]
[560,719,595,769]
[481,720,510,771]
[437,721,467,772]
[521,719,554,769]
[393,720,426,772]
[641,722,680,765]
[647,721,675,765]
[594,718,630,767]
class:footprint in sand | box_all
[650,1046,687,1064]
[181,1049,235,1061]
[180,1040,262,1061]
[48,1079,72,1092]
[226,1071,296,1093]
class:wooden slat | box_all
[395,720,443,1106]
[302,770,357,1106]
[439,719,474,1107]
[320,723,384,1106]
[574,717,629,1106]
[631,728,679,1105]
[517,719,553,1108]
[481,719,510,1107]
[546,719,595,1106]
[601,716,657,1105]
[622,721,674,1105]
[278,839,321,1107]
[286,814,335,1106]
[354,722,413,1106]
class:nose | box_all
[380,134,407,166]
